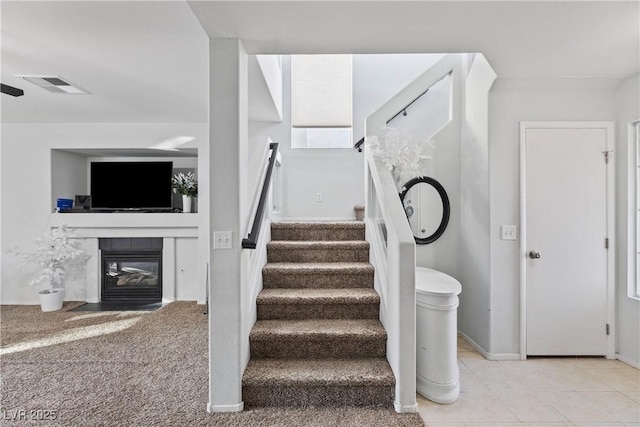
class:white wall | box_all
[250,54,444,220]
[459,54,497,352]
[0,122,208,304]
[250,56,363,220]
[353,54,445,144]
[615,73,640,366]
[176,237,199,300]
[257,55,283,121]
[51,150,87,211]
[248,55,283,122]
[488,79,618,356]
[245,137,272,227]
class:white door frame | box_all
[519,121,616,360]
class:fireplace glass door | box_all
[102,253,162,301]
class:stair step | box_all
[250,319,386,359]
[271,221,365,242]
[267,241,370,263]
[245,221,393,409]
[257,288,380,320]
[262,262,374,289]
[242,358,395,408]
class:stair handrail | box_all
[354,137,365,152]
[242,142,279,249]
[385,87,430,125]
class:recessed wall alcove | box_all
[51,148,198,213]
[46,148,204,304]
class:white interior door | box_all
[524,125,610,356]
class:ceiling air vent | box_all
[16,75,89,94]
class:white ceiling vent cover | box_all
[16,76,89,94]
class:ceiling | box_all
[2,1,638,124]
[189,1,639,79]
[1,1,209,123]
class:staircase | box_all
[242,221,395,408]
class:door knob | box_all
[529,250,541,259]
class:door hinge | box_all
[606,323,610,335]
[605,238,609,249]
[603,150,615,164]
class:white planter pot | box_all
[38,288,64,312]
[182,195,193,213]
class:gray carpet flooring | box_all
[0,301,424,426]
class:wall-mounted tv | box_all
[90,161,173,211]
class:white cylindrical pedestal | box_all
[415,267,462,404]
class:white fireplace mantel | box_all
[48,212,200,238]
[47,212,201,303]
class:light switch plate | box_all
[501,225,517,240]
[213,231,232,249]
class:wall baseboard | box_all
[207,402,244,413]
[617,353,640,369]
[458,332,520,361]
[459,332,637,364]
[394,400,418,413]
[0,300,39,305]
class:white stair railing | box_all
[364,54,462,413]
[364,146,416,413]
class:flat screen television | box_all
[90,161,173,211]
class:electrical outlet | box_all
[501,225,517,241]
[316,192,323,202]
[213,231,232,249]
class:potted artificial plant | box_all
[15,224,87,312]
[172,172,198,213]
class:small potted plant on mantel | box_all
[13,224,87,312]
[172,172,198,213]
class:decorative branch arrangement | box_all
[366,127,436,191]
[172,172,198,197]
[13,224,87,292]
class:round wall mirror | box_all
[399,176,450,244]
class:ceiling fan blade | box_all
[1,83,24,97]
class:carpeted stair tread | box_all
[250,319,387,358]
[250,319,386,340]
[263,262,374,274]
[257,288,380,305]
[257,288,380,320]
[262,261,374,289]
[267,241,370,263]
[268,240,369,248]
[272,221,365,229]
[271,222,365,241]
[262,262,375,289]
[243,358,395,387]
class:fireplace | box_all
[99,238,162,302]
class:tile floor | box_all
[417,336,640,427]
